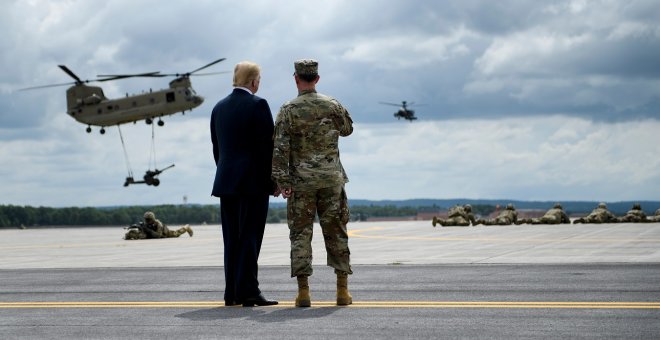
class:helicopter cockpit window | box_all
[166,92,175,103]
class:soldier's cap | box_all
[294,59,318,76]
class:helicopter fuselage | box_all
[65,77,203,127]
[394,109,417,121]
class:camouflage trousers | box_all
[163,227,188,237]
[439,216,470,226]
[482,217,514,226]
[522,216,561,224]
[617,216,649,223]
[124,226,187,240]
[288,185,352,277]
[574,215,612,224]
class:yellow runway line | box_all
[1,301,659,309]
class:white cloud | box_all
[342,118,660,202]
[474,31,590,77]
[342,27,476,69]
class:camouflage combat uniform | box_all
[272,80,354,277]
[573,203,617,224]
[124,212,192,240]
[649,209,660,223]
[519,204,571,225]
[477,204,518,226]
[433,204,477,227]
[617,204,648,223]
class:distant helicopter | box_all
[20,58,226,134]
[380,101,419,121]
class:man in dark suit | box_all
[210,61,278,307]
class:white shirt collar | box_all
[234,86,253,95]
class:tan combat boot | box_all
[295,276,311,307]
[336,272,353,306]
[185,225,193,237]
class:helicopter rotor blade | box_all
[143,58,228,78]
[58,65,83,83]
[17,81,77,91]
[190,71,231,76]
[96,72,164,81]
[379,101,402,107]
[188,57,227,75]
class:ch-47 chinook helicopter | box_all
[21,57,226,134]
[380,101,420,121]
[20,58,227,187]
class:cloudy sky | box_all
[1,0,659,207]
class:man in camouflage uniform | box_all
[617,203,648,223]
[272,59,354,307]
[573,202,617,224]
[432,204,477,227]
[517,203,571,225]
[475,203,518,226]
[649,209,660,222]
[124,211,193,240]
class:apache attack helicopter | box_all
[380,100,420,122]
[20,58,227,187]
[21,57,226,134]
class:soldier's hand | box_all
[281,187,293,198]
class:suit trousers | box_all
[220,194,269,301]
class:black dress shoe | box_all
[242,294,278,307]
[224,300,241,306]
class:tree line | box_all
[0,204,494,228]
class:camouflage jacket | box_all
[544,208,570,223]
[624,208,647,220]
[651,209,660,222]
[497,209,518,223]
[588,207,617,221]
[144,219,166,238]
[272,90,353,191]
[448,205,476,223]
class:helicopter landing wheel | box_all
[145,118,153,125]
[100,128,106,134]
[86,126,92,133]
[157,119,164,127]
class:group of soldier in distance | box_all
[122,203,658,240]
[432,203,660,227]
[123,203,659,239]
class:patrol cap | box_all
[294,59,318,76]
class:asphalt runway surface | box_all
[2,221,660,339]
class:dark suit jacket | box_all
[210,88,275,196]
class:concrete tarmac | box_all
[1,221,660,339]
